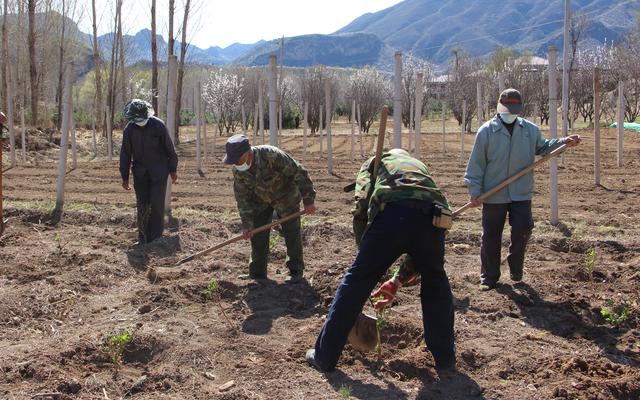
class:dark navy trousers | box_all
[480,200,534,285]
[133,172,167,243]
[314,200,455,370]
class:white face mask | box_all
[499,113,518,124]
[234,161,250,172]
[135,119,149,127]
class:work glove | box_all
[372,279,399,311]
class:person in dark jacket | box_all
[119,99,178,244]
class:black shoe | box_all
[305,349,333,372]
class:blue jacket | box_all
[119,116,178,183]
[464,115,564,204]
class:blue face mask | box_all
[134,119,149,127]
[499,113,517,124]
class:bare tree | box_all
[347,67,389,133]
[298,67,337,134]
[91,0,103,130]
[55,0,68,129]
[174,0,191,144]
[28,0,38,124]
[106,0,122,134]
[151,0,158,112]
[168,0,175,57]
[401,55,432,128]
[445,49,479,132]
[118,2,126,106]
[1,0,7,112]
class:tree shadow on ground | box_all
[241,278,321,335]
[496,282,639,367]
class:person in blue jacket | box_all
[119,99,178,244]
[464,89,580,291]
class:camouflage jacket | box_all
[233,145,316,229]
[353,151,450,283]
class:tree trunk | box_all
[1,0,7,112]
[174,0,191,144]
[168,0,175,57]
[106,1,120,138]
[55,0,67,130]
[166,0,174,121]
[28,0,38,125]
[118,5,126,106]
[91,0,103,132]
[151,0,158,112]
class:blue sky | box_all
[78,0,403,48]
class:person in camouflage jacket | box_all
[355,149,449,308]
[223,134,317,282]
[306,149,455,374]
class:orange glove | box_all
[372,279,399,310]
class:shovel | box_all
[348,143,570,352]
[347,106,388,352]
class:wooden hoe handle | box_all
[372,106,389,180]
[176,209,309,266]
[453,144,569,218]
[342,106,389,193]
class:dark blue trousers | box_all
[133,172,167,243]
[480,201,534,285]
[314,200,455,370]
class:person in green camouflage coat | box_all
[352,148,451,308]
[223,134,317,282]
[306,148,456,373]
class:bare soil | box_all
[1,120,639,399]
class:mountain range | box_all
[14,0,640,69]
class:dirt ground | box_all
[1,119,639,400]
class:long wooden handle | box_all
[372,106,389,179]
[453,144,568,217]
[342,106,389,193]
[176,209,309,265]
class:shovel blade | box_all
[348,312,379,353]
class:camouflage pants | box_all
[249,206,304,277]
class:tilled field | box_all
[1,122,639,399]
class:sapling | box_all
[583,248,596,278]
[202,277,236,332]
[371,296,387,356]
[268,234,280,252]
[105,329,132,365]
[338,385,352,399]
[600,299,632,326]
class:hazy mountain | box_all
[233,33,388,67]
[11,0,638,72]
[337,0,638,63]
[95,28,261,65]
